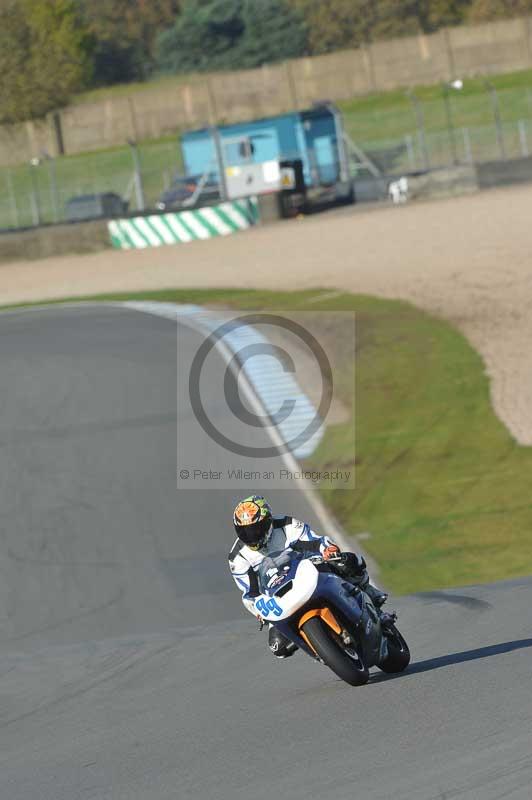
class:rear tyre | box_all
[379,624,410,673]
[301,617,369,686]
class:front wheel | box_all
[301,617,369,686]
[378,624,410,674]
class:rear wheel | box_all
[301,617,369,686]
[379,624,410,673]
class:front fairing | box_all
[271,571,363,656]
[273,571,385,666]
[254,557,320,622]
[253,551,385,665]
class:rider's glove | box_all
[323,544,341,560]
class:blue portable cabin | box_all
[180,104,350,195]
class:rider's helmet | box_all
[233,495,273,550]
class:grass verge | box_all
[3,287,531,595]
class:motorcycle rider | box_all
[229,495,387,659]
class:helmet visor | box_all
[236,517,271,548]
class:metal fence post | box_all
[462,128,473,164]
[211,127,228,201]
[6,170,20,229]
[518,120,529,157]
[406,90,430,171]
[484,81,505,159]
[405,134,416,170]
[30,192,39,226]
[45,154,59,223]
[442,84,459,166]
[128,140,146,211]
[29,160,42,226]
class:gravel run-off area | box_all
[1,184,531,445]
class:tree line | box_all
[1,0,532,124]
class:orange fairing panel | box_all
[298,607,342,634]
[321,607,342,634]
[298,607,342,654]
[299,629,315,653]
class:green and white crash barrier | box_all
[108,198,258,250]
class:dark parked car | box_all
[156,174,220,211]
[65,192,128,222]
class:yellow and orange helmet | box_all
[233,495,273,549]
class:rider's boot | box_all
[336,554,388,609]
[357,572,394,625]
[268,625,298,659]
[363,581,388,609]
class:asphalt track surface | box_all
[0,305,530,800]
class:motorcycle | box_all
[254,549,410,686]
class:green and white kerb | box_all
[108,198,258,250]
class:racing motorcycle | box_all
[254,550,410,686]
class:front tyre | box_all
[301,617,369,686]
[379,624,410,673]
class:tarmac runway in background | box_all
[0,305,530,800]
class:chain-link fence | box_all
[350,118,532,176]
[2,85,532,231]
[0,139,182,232]
[344,84,532,176]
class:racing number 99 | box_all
[256,598,283,617]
